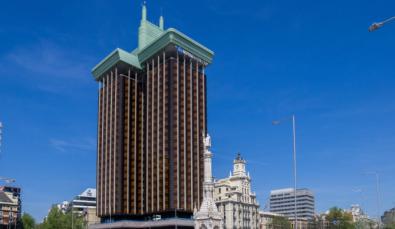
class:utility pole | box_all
[365,172,382,228]
[374,172,382,229]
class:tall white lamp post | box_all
[273,114,298,229]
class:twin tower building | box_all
[91,3,221,228]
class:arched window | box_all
[200,224,207,229]
[213,226,220,229]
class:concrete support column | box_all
[162,51,166,210]
[176,52,180,209]
[183,55,187,208]
[156,55,160,211]
[189,59,194,209]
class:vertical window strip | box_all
[151,58,155,212]
[145,62,149,212]
[157,55,160,211]
[134,71,138,214]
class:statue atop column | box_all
[194,134,223,229]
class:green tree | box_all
[270,216,292,229]
[307,217,320,229]
[21,213,36,229]
[326,207,355,229]
[355,218,377,229]
[384,223,395,229]
[36,206,85,229]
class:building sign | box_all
[176,46,207,65]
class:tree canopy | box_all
[326,207,355,229]
[21,213,36,229]
[35,206,85,229]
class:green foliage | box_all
[384,224,395,229]
[270,216,292,229]
[355,218,377,229]
[326,207,355,229]
[21,213,36,229]
[36,206,85,229]
[306,217,321,229]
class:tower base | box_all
[89,218,194,229]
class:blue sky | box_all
[1,0,395,221]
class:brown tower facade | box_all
[93,4,213,222]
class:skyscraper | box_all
[91,2,213,224]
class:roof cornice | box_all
[92,48,141,81]
[138,28,214,64]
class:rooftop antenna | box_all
[142,1,147,21]
[159,7,164,30]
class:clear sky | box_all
[1,0,395,222]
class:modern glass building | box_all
[91,2,213,226]
[269,188,315,220]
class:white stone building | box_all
[57,188,100,226]
[347,204,368,222]
[56,201,70,213]
[69,188,97,215]
[214,153,260,229]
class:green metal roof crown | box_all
[91,3,214,81]
[92,48,141,79]
[138,28,214,64]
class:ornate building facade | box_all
[214,154,260,229]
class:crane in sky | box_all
[0,122,16,184]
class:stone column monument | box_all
[194,134,223,229]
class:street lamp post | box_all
[375,172,381,229]
[273,114,298,229]
[0,122,3,154]
[369,16,395,32]
[366,172,382,229]
[373,172,382,229]
[71,202,74,229]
